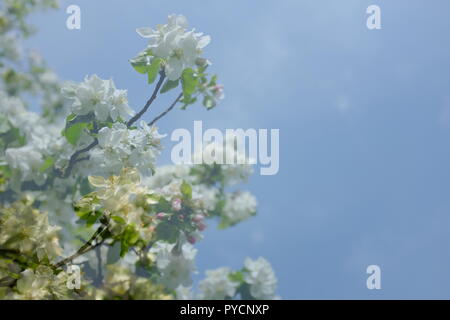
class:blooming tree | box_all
[0,1,278,300]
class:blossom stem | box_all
[126,71,166,127]
[57,139,99,179]
[148,92,183,126]
[54,225,107,268]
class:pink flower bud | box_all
[192,214,204,223]
[156,212,165,220]
[197,222,207,232]
[187,236,196,244]
[171,198,182,211]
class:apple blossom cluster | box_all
[136,14,211,81]
[0,6,280,301]
[1,91,66,190]
[197,267,239,300]
[89,265,172,300]
[0,196,63,262]
[62,75,134,123]
[88,122,164,177]
[4,266,76,300]
[243,257,279,300]
[222,191,257,226]
[177,257,278,300]
[149,241,197,289]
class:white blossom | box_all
[143,164,191,189]
[62,75,134,122]
[0,197,63,262]
[243,257,277,300]
[223,191,257,225]
[137,14,211,80]
[88,121,164,177]
[149,241,197,289]
[192,184,218,212]
[175,285,193,300]
[5,145,45,185]
[0,34,21,61]
[198,267,238,300]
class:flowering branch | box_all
[0,12,280,301]
[54,224,108,269]
[127,71,166,127]
[56,140,99,179]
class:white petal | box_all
[136,27,156,38]
[198,35,211,49]
[165,58,184,81]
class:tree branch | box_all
[54,225,107,269]
[148,92,183,126]
[56,139,99,179]
[48,71,167,181]
[127,71,166,128]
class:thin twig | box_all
[57,139,99,179]
[127,71,166,127]
[148,92,183,126]
[54,225,107,268]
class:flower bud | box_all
[197,222,207,232]
[171,198,182,211]
[187,236,197,244]
[192,214,204,223]
[156,212,166,220]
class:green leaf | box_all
[130,53,150,74]
[155,223,179,243]
[180,181,192,199]
[132,63,148,74]
[111,215,126,225]
[203,95,216,109]
[147,58,162,84]
[209,75,218,86]
[181,68,198,98]
[66,113,77,123]
[63,123,87,145]
[160,79,179,94]
[180,96,197,110]
[86,211,102,227]
[229,271,244,283]
[154,197,172,213]
[39,156,54,172]
[120,240,129,257]
[75,209,91,220]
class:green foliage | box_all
[120,226,140,257]
[147,58,162,84]
[155,222,179,244]
[160,79,179,94]
[63,122,88,146]
[180,181,192,200]
[38,156,54,173]
[181,68,198,98]
[229,270,244,283]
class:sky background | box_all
[25,0,450,299]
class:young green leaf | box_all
[181,68,198,98]
[147,58,162,84]
[160,79,179,93]
[39,156,54,172]
[63,122,88,145]
[181,181,192,199]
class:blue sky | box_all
[26,0,450,299]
